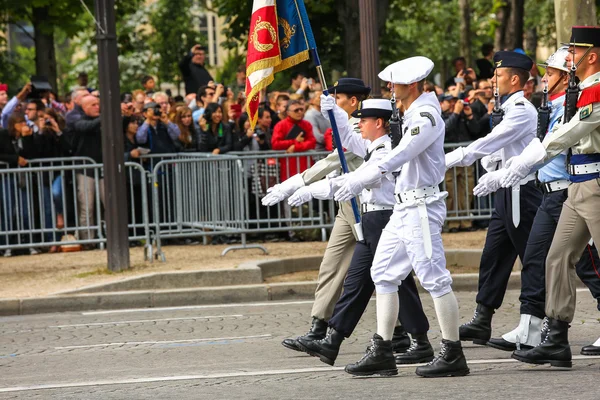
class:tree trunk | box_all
[458,0,472,67]
[554,0,597,47]
[524,27,537,57]
[338,0,361,78]
[359,0,379,95]
[508,0,524,50]
[32,6,57,92]
[494,4,510,51]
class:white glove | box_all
[473,169,506,197]
[288,186,313,207]
[309,179,335,200]
[445,147,466,170]
[481,154,502,173]
[500,138,546,188]
[261,174,305,206]
[500,156,533,188]
[334,164,382,202]
[320,94,335,112]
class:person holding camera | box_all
[441,94,481,233]
[197,103,233,154]
[0,112,38,256]
[179,44,214,95]
[135,102,180,155]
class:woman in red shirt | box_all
[271,99,316,180]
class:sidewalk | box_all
[0,231,494,315]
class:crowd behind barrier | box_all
[0,146,492,260]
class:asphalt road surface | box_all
[1,289,599,399]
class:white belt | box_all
[395,185,440,204]
[511,173,536,228]
[540,179,570,194]
[361,203,394,214]
[568,162,600,175]
[395,185,440,260]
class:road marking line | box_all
[49,314,244,328]
[81,300,319,315]
[53,334,272,350]
[1,356,599,393]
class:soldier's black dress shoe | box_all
[460,303,494,345]
[282,317,327,352]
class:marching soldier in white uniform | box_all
[288,98,433,366]
[334,56,469,378]
[262,79,412,354]
[499,26,600,367]
[445,51,543,346]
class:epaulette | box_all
[515,101,525,106]
[374,143,386,152]
[419,111,436,126]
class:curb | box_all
[0,272,538,317]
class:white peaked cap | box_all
[378,56,435,84]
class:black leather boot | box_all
[297,328,345,366]
[391,325,411,353]
[459,304,494,345]
[394,333,434,364]
[281,317,327,352]
[415,339,470,378]
[512,318,572,368]
[345,334,398,377]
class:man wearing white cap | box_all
[444,51,543,347]
[263,79,413,354]
[290,98,433,367]
[334,56,469,378]
[481,47,600,352]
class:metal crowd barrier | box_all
[0,144,492,261]
[0,162,151,260]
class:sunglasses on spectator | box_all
[26,107,37,111]
[290,108,304,113]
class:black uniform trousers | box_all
[475,182,542,309]
[520,189,600,318]
[328,209,430,337]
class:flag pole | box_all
[310,48,363,241]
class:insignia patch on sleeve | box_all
[419,112,436,126]
[580,104,593,120]
[411,127,420,135]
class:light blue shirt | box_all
[192,108,205,130]
[537,93,569,183]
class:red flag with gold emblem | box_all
[245,0,281,129]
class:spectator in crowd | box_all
[523,74,535,100]
[63,93,73,113]
[141,75,156,96]
[275,93,290,123]
[445,57,468,89]
[136,102,179,154]
[179,44,214,95]
[303,90,330,151]
[192,85,216,129]
[24,99,44,133]
[234,109,271,152]
[65,88,90,131]
[35,108,70,251]
[440,94,480,232]
[41,91,67,115]
[132,89,146,114]
[476,43,495,79]
[173,106,197,151]
[271,99,316,180]
[152,92,171,116]
[0,112,37,256]
[0,84,8,114]
[73,95,104,242]
[198,102,233,154]
[470,79,494,136]
[1,83,32,128]
[76,72,94,93]
[122,115,146,243]
[289,72,309,96]
[228,65,246,98]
